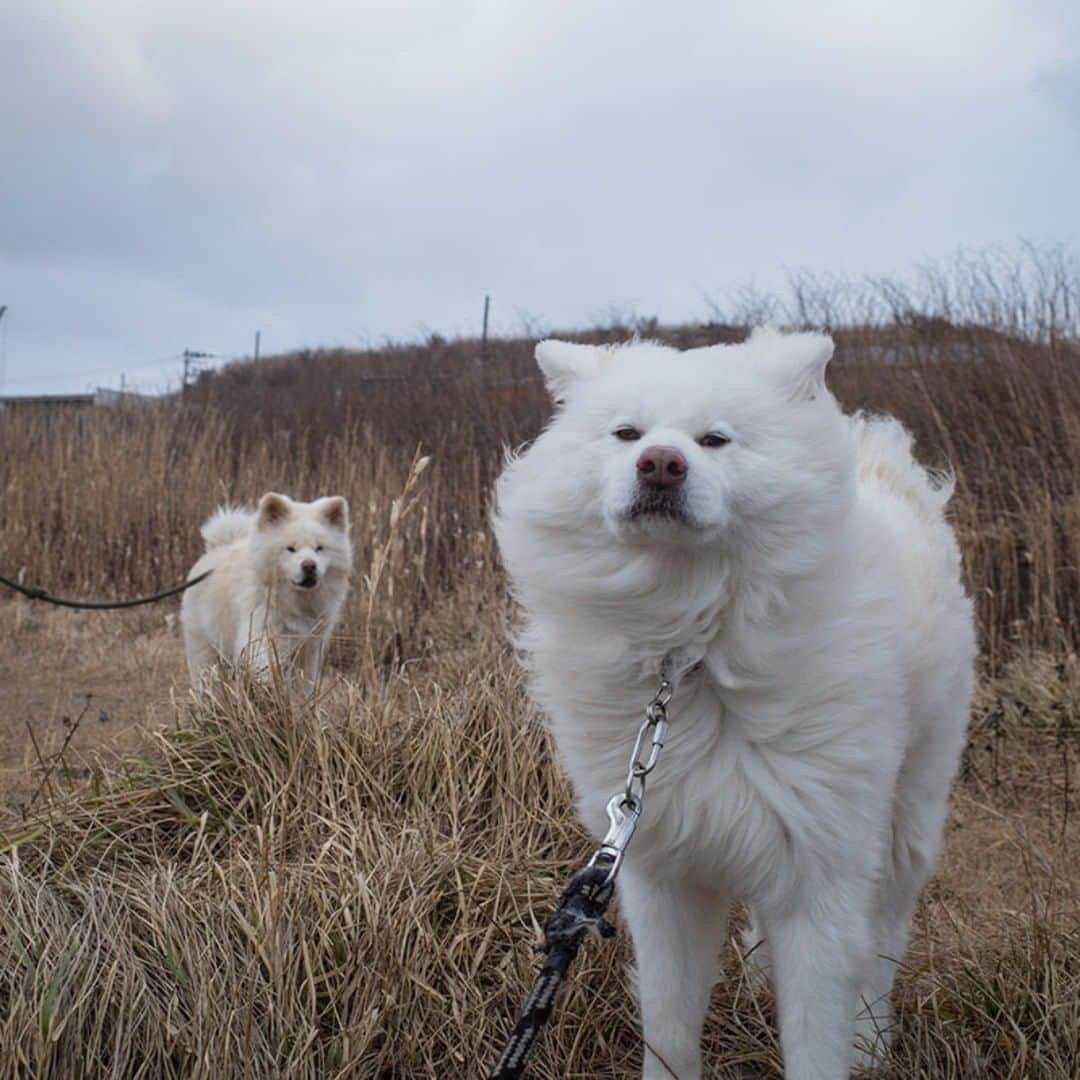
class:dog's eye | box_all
[315,546,324,552]
[286,546,296,553]
[699,432,731,449]
[613,426,642,442]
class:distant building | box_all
[90,388,154,408]
[0,388,154,412]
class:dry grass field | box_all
[1,269,1078,1076]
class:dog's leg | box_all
[183,628,217,694]
[760,888,872,1080]
[241,632,269,677]
[236,608,263,678]
[296,636,323,698]
[854,823,923,1068]
[619,864,728,1080]
[855,872,911,1071]
[856,720,964,1070]
[739,907,771,988]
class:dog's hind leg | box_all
[182,625,217,693]
[855,714,966,1070]
[760,882,873,1080]
[619,863,729,1080]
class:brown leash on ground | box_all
[0,569,211,610]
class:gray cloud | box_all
[1,0,1077,393]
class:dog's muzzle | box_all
[626,485,689,522]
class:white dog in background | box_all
[181,492,353,694]
[495,329,975,1080]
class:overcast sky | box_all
[1,0,1077,395]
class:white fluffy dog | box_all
[494,330,975,1080]
[181,492,353,694]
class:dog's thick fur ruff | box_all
[494,330,976,1079]
[181,492,352,694]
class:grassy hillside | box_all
[0,289,1077,1076]
[3,318,1077,662]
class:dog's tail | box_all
[200,506,253,549]
[851,413,955,521]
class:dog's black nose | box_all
[301,560,317,575]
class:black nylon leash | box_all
[488,658,689,1078]
[0,569,211,610]
[487,864,617,1079]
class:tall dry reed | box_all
[2,322,1076,665]
[1,275,1078,1076]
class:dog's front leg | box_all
[619,862,729,1080]
[298,636,323,698]
[760,888,871,1080]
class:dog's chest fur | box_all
[532,618,900,907]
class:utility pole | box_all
[181,349,215,394]
[254,330,260,362]
[0,306,8,395]
[481,295,491,364]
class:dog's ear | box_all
[751,328,834,402]
[256,492,292,528]
[535,340,605,404]
[319,496,349,530]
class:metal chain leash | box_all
[487,655,683,1080]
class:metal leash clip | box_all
[488,654,688,1080]
[587,670,674,885]
[587,792,642,884]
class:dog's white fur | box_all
[181,492,353,694]
[494,330,975,1079]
